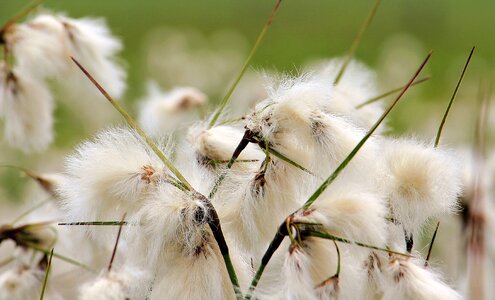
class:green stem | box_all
[303,51,432,209]
[434,46,475,147]
[39,248,54,300]
[253,137,319,178]
[208,130,253,198]
[425,221,440,266]
[58,221,128,226]
[209,0,283,127]
[245,224,288,300]
[333,240,340,277]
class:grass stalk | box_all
[39,248,54,300]
[434,46,475,147]
[425,221,440,266]
[108,213,126,272]
[58,221,128,226]
[305,230,412,257]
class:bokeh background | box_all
[0,0,492,201]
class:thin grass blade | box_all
[434,46,475,147]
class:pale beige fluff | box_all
[0,266,62,300]
[381,139,462,234]
[58,15,127,99]
[79,271,132,300]
[149,240,243,300]
[380,257,461,300]
[59,127,168,242]
[4,13,126,96]
[126,187,211,268]
[139,82,208,136]
[0,68,54,152]
[275,245,318,300]
[4,14,68,79]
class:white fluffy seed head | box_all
[126,186,211,269]
[58,15,127,99]
[59,127,168,241]
[139,82,208,136]
[187,124,264,168]
[296,188,388,246]
[4,13,126,97]
[276,245,318,300]
[0,68,54,152]
[4,14,68,78]
[79,271,131,300]
[381,139,462,234]
[381,257,461,300]
[245,75,332,146]
[0,267,44,300]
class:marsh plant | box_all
[0,1,489,299]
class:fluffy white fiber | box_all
[381,257,461,300]
[0,68,54,152]
[59,127,168,242]
[4,14,68,79]
[79,270,132,300]
[381,138,462,234]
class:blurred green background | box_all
[0,0,493,201]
